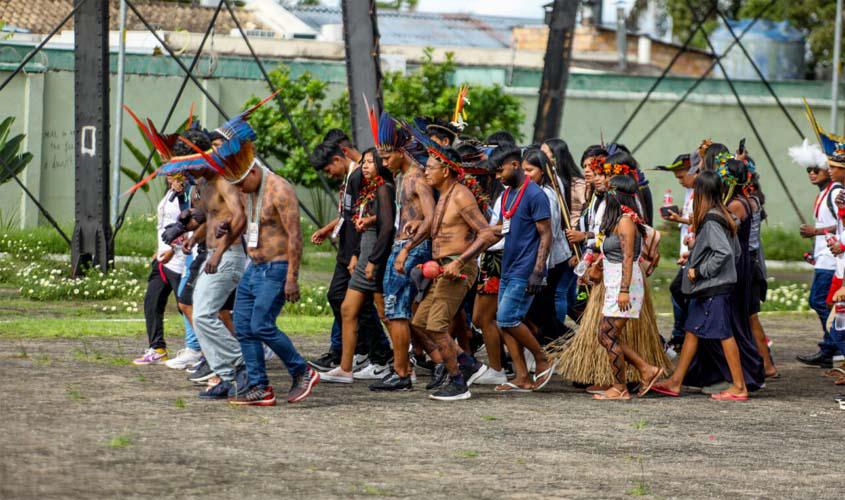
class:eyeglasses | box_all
[806,167,822,174]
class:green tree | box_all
[330,49,525,142]
[245,66,340,188]
[0,117,33,186]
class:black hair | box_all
[522,147,553,187]
[488,144,522,170]
[360,147,394,185]
[309,141,345,170]
[172,129,211,156]
[580,144,608,168]
[485,130,516,147]
[722,158,749,199]
[749,171,765,206]
[600,174,646,237]
[605,150,638,171]
[704,143,730,171]
[544,138,583,183]
[693,170,737,236]
[323,128,354,149]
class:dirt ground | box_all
[0,315,842,499]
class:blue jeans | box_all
[810,269,838,355]
[177,254,201,351]
[233,261,306,388]
[554,263,577,324]
[383,240,432,320]
[670,267,689,344]
[496,277,534,328]
[330,318,342,353]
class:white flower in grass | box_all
[74,289,79,294]
[110,306,117,312]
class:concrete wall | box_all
[0,51,841,230]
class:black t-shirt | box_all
[337,166,364,264]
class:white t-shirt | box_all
[487,193,505,252]
[679,188,694,257]
[156,190,187,274]
[815,182,841,271]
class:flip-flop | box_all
[651,383,680,397]
[710,391,748,401]
[638,368,666,397]
[834,376,845,386]
[824,367,845,378]
[532,360,558,391]
[494,382,531,393]
[592,387,631,400]
[586,384,611,395]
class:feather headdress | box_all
[450,85,469,132]
[788,139,829,169]
[363,96,409,153]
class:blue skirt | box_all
[684,294,732,340]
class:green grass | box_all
[626,481,649,497]
[72,346,132,366]
[455,450,480,458]
[66,386,85,400]
[480,415,498,421]
[106,434,133,449]
[0,313,332,339]
[174,398,187,409]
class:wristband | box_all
[839,243,845,253]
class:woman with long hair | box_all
[655,162,765,397]
[543,138,587,222]
[322,148,397,383]
[653,170,751,400]
[590,174,663,400]
[523,147,574,341]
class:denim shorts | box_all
[383,240,431,320]
[496,277,534,328]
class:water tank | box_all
[710,19,805,81]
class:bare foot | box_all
[637,365,664,396]
[723,384,748,398]
[656,377,682,395]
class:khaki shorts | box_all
[412,259,479,333]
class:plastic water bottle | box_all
[574,249,595,277]
[663,189,673,206]
[835,302,845,331]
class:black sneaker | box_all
[429,377,471,401]
[369,371,412,391]
[188,361,215,383]
[459,359,488,387]
[308,352,339,372]
[426,363,449,390]
[186,356,206,374]
[413,354,435,375]
[796,351,833,368]
[227,367,250,398]
[198,380,232,400]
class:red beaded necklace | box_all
[501,179,531,220]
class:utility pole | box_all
[341,0,383,149]
[832,0,843,132]
[532,0,579,143]
[72,0,112,275]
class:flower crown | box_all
[598,162,639,182]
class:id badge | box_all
[502,218,511,235]
[331,218,344,239]
[247,222,259,248]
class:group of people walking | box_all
[127,91,845,405]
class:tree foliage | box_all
[0,117,33,186]
[249,49,525,188]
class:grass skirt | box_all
[546,279,672,385]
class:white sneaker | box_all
[264,345,275,361]
[524,348,536,374]
[353,354,369,371]
[354,363,391,380]
[473,367,507,385]
[321,367,354,384]
[410,369,417,384]
[164,348,202,370]
[834,354,845,362]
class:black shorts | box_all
[178,252,236,310]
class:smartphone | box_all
[738,137,746,155]
[660,205,680,218]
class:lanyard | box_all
[246,164,267,227]
[815,182,834,219]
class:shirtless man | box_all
[226,163,319,405]
[410,148,496,401]
[368,135,436,391]
[183,134,249,400]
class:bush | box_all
[284,284,331,316]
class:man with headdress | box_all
[821,143,845,378]
[407,143,497,400]
[367,112,437,391]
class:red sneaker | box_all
[288,367,319,403]
[229,386,276,406]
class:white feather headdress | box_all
[788,139,828,170]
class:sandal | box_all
[710,391,748,401]
[592,387,631,400]
[638,368,666,397]
[651,382,680,397]
[532,361,558,391]
[834,376,845,386]
[586,384,611,395]
[824,367,845,378]
[494,382,531,393]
